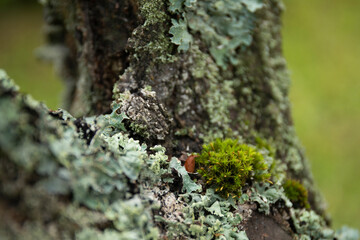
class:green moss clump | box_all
[283,179,310,209]
[196,138,271,198]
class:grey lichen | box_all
[114,88,172,140]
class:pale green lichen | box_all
[291,209,334,240]
[156,188,249,240]
[250,182,292,215]
[169,158,202,193]
[169,19,193,52]
[290,209,359,240]
[168,0,264,69]
[336,226,360,240]
[188,45,237,143]
[0,69,19,92]
[0,71,163,238]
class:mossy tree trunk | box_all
[0,0,342,239]
[43,0,318,192]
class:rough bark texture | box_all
[2,0,358,239]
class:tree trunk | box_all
[1,0,356,239]
[41,0,320,200]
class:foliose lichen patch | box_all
[168,0,263,69]
[0,71,163,239]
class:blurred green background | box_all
[0,0,62,109]
[283,0,360,229]
[0,0,359,230]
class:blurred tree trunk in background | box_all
[0,0,339,239]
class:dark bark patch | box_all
[244,211,292,240]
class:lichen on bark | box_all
[113,0,326,216]
[1,0,359,239]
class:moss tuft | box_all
[196,138,271,198]
[283,179,310,209]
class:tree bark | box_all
[1,0,355,239]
